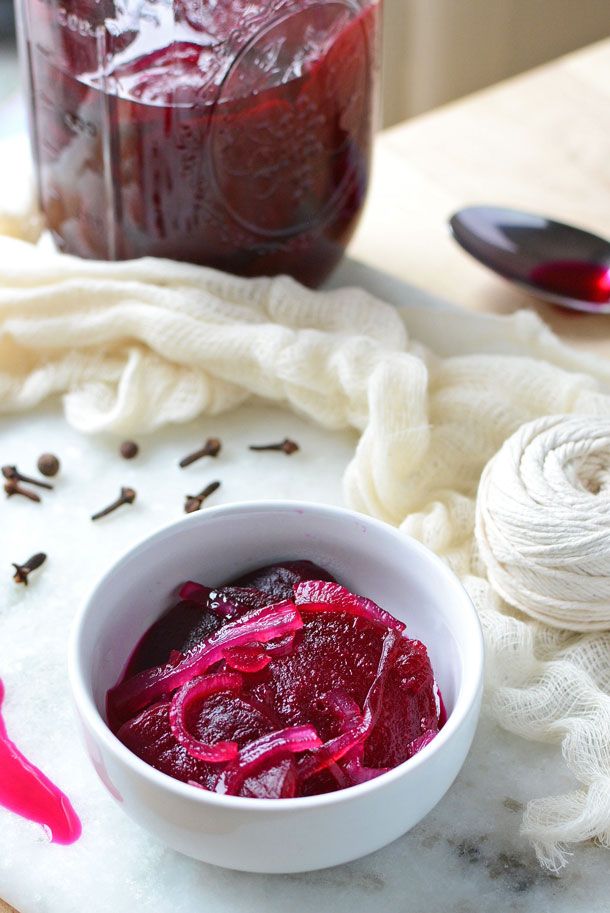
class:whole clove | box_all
[119,440,139,460]
[37,453,60,477]
[12,552,47,585]
[91,486,136,521]
[4,478,41,502]
[248,438,299,455]
[2,464,53,490]
[184,480,221,513]
[179,437,222,468]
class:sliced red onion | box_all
[108,601,303,721]
[264,632,296,658]
[323,692,389,785]
[326,762,350,789]
[223,643,271,673]
[357,628,401,729]
[294,581,405,632]
[169,672,243,762]
[297,629,400,781]
[218,725,322,796]
[340,744,389,784]
[408,729,438,756]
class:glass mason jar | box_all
[15,0,381,286]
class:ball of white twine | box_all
[475,414,610,631]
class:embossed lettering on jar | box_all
[18,0,381,286]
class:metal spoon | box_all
[449,205,610,314]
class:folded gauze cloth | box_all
[1,232,610,869]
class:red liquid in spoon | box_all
[530,260,610,305]
[0,679,81,844]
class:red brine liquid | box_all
[24,0,379,286]
[0,679,81,844]
[107,561,443,799]
[530,260,610,305]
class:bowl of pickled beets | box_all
[70,501,483,872]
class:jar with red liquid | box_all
[16,0,381,286]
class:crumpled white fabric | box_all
[1,232,610,870]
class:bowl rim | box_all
[69,499,484,812]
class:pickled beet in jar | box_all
[17,0,381,286]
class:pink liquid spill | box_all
[530,260,610,305]
[0,679,81,844]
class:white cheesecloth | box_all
[476,414,610,632]
[1,183,610,869]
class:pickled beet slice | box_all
[296,629,401,781]
[294,581,405,632]
[240,757,297,800]
[408,730,438,755]
[169,673,243,762]
[189,691,277,749]
[209,587,269,619]
[117,701,218,789]
[179,611,224,654]
[234,561,335,603]
[299,767,346,797]
[117,689,279,788]
[179,581,269,621]
[107,601,303,724]
[179,582,268,620]
[246,612,388,742]
[325,690,361,730]
[110,562,442,798]
[363,638,439,768]
[125,601,219,677]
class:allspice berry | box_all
[37,453,60,477]
[120,440,139,460]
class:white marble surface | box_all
[0,259,609,912]
[0,35,607,912]
[0,398,608,913]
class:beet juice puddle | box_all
[107,561,443,799]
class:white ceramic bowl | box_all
[69,501,483,873]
